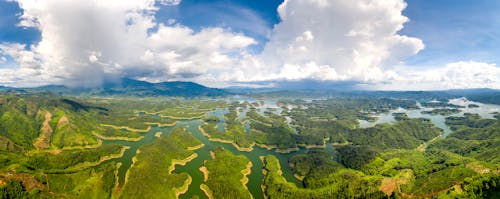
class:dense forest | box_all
[0,92,498,198]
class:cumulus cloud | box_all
[1,0,255,87]
[0,0,498,90]
[368,61,500,90]
[226,0,424,83]
[0,43,45,87]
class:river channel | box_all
[101,97,499,198]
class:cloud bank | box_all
[0,0,499,90]
[1,0,255,87]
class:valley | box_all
[0,92,499,198]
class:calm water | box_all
[99,99,331,199]
[174,103,317,199]
[104,97,499,198]
[358,98,500,138]
[174,119,313,199]
[97,97,500,198]
[101,125,175,188]
[207,108,228,132]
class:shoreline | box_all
[331,141,352,146]
[122,149,140,191]
[200,166,209,182]
[145,121,177,127]
[101,124,151,133]
[113,162,123,194]
[293,174,305,181]
[64,145,130,172]
[40,139,104,153]
[187,143,205,151]
[255,143,276,150]
[200,184,214,199]
[158,113,207,120]
[276,147,299,154]
[232,142,254,152]
[297,143,326,149]
[241,161,253,190]
[168,153,198,174]
[174,175,192,198]
[255,143,299,154]
[137,110,208,120]
[260,156,269,199]
[198,126,255,152]
[93,132,143,142]
[201,116,309,154]
[154,132,162,138]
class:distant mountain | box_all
[32,78,228,97]
[0,85,24,93]
[0,85,12,90]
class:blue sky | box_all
[0,1,39,45]
[0,0,499,89]
[154,0,283,52]
[401,0,500,67]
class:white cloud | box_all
[1,0,498,90]
[158,0,181,6]
[0,43,45,87]
[0,43,42,70]
[221,0,424,83]
[369,61,500,90]
[1,0,255,87]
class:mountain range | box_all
[1,79,499,103]
[0,78,228,97]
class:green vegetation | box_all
[46,162,117,198]
[262,155,386,198]
[0,94,105,149]
[97,126,143,140]
[0,161,117,199]
[0,109,38,149]
[336,145,379,170]
[50,109,99,148]
[392,112,409,121]
[468,103,480,108]
[422,108,461,116]
[420,101,464,108]
[288,98,420,144]
[0,177,48,198]
[289,151,344,188]
[348,119,442,150]
[27,144,123,171]
[200,107,254,150]
[461,173,500,198]
[1,93,499,198]
[202,116,219,123]
[119,127,202,199]
[430,113,500,163]
[157,107,206,119]
[201,147,252,199]
[248,110,297,150]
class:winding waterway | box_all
[99,97,500,198]
[358,98,500,138]
[100,125,175,188]
[99,100,331,199]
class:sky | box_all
[0,0,499,90]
